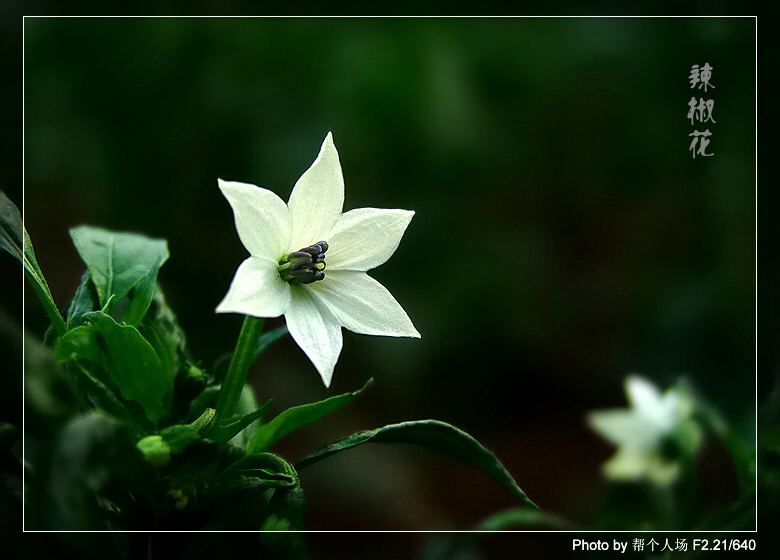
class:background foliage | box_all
[9,16,757,550]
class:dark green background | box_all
[21,18,755,532]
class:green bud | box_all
[136,435,171,467]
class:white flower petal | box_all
[285,287,343,388]
[288,132,345,249]
[602,449,650,482]
[625,375,664,411]
[644,454,680,486]
[309,270,420,338]
[625,376,676,430]
[325,208,415,272]
[218,179,292,260]
[587,410,648,449]
[216,256,291,318]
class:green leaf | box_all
[473,507,574,530]
[47,412,131,530]
[66,272,98,329]
[227,383,264,448]
[85,311,169,424]
[210,399,273,444]
[253,324,289,362]
[296,419,537,509]
[69,225,169,310]
[0,190,23,264]
[121,258,162,326]
[261,484,306,532]
[247,378,373,455]
[217,453,298,494]
[24,228,67,336]
[187,385,220,421]
[138,287,187,399]
[2,192,67,335]
[72,362,131,422]
[55,324,102,365]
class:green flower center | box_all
[278,241,329,284]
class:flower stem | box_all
[214,315,264,421]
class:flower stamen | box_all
[278,241,329,284]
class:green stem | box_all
[214,315,264,422]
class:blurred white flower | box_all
[588,375,700,486]
[217,132,419,387]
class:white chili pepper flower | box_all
[217,132,419,387]
[588,375,701,486]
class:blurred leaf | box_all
[65,272,98,329]
[247,378,373,455]
[69,225,169,310]
[48,412,131,530]
[473,507,574,530]
[210,399,273,444]
[253,324,288,363]
[0,191,23,264]
[25,228,67,336]
[690,380,755,494]
[297,419,537,509]
[2,191,66,335]
[86,311,169,424]
[24,333,77,424]
[121,258,162,326]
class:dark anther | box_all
[280,241,329,284]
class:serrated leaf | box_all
[69,225,169,310]
[246,379,373,455]
[85,311,169,424]
[210,399,273,444]
[296,419,537,509]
